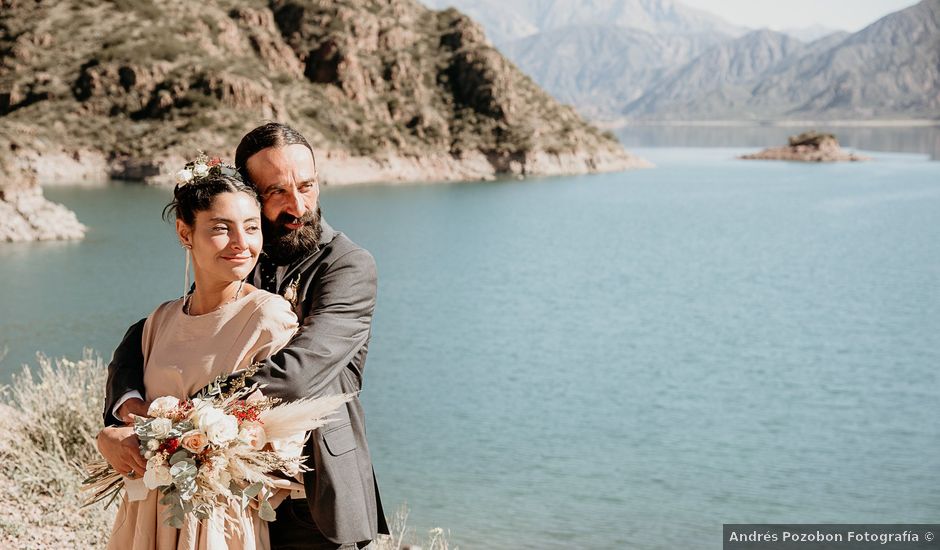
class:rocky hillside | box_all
[0,0,649,241]
[0,0,645,191]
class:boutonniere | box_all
[283,276,301,309]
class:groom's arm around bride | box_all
[98,122,389,549]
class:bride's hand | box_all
[96,425,147,478]
[116,397,152,424]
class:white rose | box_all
[148,396,180,418]
[209,454,228,472]
[149,417,173,439]
[191,405,224,431]
[143,457,173,489]
[146,439,160,450]
[143,464,172,489]
[176,168,194,185]
[201,454,231,485]
[205,414,239,445]
[193,163,209,177]
[237,421,267,451]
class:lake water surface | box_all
[1,134,938,548]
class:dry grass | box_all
[0,353,453,549]
[0,351,115,549]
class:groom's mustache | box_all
[273,210,317,229]
[261,206,322,263]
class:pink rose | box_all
[180,430,208,454]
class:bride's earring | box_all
[182,243,192,298]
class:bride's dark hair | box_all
[162,170,260,225]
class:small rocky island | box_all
[740,131,869,162]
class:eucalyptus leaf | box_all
[169,450,192,465]
[165,510,184,529]
[258,499,276,522]
[243,482,263,499]
[179,481,197,501]
[171,463,197,487]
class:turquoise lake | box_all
[1,132,938,548]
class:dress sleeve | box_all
[249,294,300,365]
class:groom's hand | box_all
[96,425,146,478]
[115,397,151,424]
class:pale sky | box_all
[679,0,919,31]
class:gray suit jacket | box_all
[104,221,388,544]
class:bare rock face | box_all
[73,61,171,116]
[740,131,869,162]
[0,138,87,242]
[72,61,281,121]
[0,190,88,242]
[230,7,304,78]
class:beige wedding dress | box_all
[107,288,298,550]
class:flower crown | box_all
[175,152,239,187]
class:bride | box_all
[104,162,298,550]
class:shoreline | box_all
[317,149,653,186]
[595,119,940,129]
[30,147,652,188]
[2,145,650,241]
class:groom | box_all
[97,122,389,549]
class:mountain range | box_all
[424,0,940,121]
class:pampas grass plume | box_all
[259,393,354,441]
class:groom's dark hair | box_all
[234,122,318,185]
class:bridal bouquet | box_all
[83,367,349,527]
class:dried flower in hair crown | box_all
[175,152,237,187]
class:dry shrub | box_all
[1,351,106,493]
[0,351,114,548]
[376,504,455,550]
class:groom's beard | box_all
[262,206,322,264]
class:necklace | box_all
[184,280,245,315]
